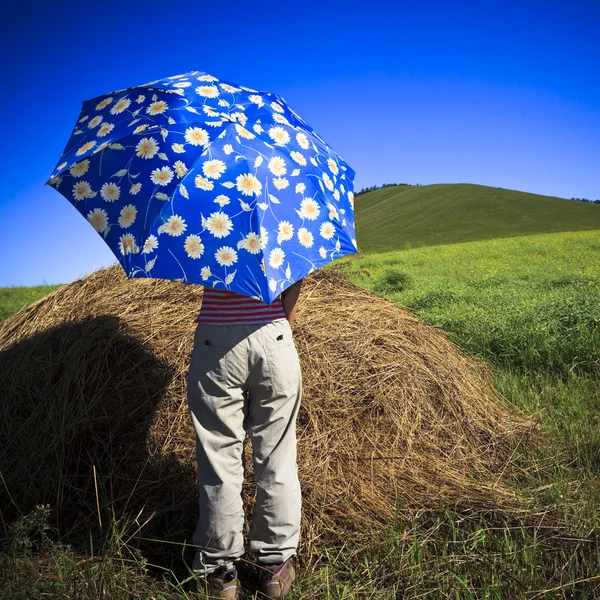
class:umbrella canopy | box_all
[47,71,357,303]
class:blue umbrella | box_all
[47,71,357,303]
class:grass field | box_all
[355,184,600,253]
[1,193,600,597]
[0,284,63,322]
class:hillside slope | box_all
[355,183,600,253]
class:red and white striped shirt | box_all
[195,287,288,324]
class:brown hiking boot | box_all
[257,558,296,599]
[202,564,239,599]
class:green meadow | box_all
[355,183,600,253]
[2,184,600,598]
[0,284,63,322]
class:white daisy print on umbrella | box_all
[147,101,168,115]
[237,232,262,254]
[195,175,214,191]
[97,122,115,137]
[215,246,237,267]
[118,204,137,228]
[88,116,103,129]
[119,233,139,255]
[298,227,314,248]
[206,211,233,238]
[299,197,320,220]
[273,178,289,190]
[268,157,287,176]
[202,160,227,179]
[101,182,120,202]
[196,85,219,98]
[319,221,336,240]
[95,97,112,110]
[259,226,269,249]
[87,208,108,232]
[327,158,339,175]
[174,161,187,178]
[327,203,339,220]
[277,221,294,243]
[151,166,174,186]
[185,127,210,147]
[202,106,219,117]
[323,173,334,191]
[290,151,307,166]
[110,97,131,115]
[273,113,290,125]
[76,141,96,156]
[70,160,89,178]
[268,126,290,146]
[269,247,285,269]
[136,138,159,159]
[142,235,159,254]
[184,234,204,259]
[236,124,255,140]
[160,215,187,236]
[296,132,310,149]
[214,194,230,207]
[236,173,262,196]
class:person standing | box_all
[187,279,303,599]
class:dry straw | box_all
[0,265,540,564]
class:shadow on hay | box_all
[0,314,199,572]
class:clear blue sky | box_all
[1,0,598,286]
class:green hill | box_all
[355,183,600,253]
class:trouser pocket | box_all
[190,327,231,387]
[263,324,301,394]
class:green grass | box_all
[3,495,600,598]
[355,183,600,253]
[347,229,600,376]
[2,228,600,597]
[0,284,64,322]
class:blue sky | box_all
[1,0,598,286]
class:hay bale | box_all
[0,265,535,562]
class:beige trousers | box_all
[187,319,302,575]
